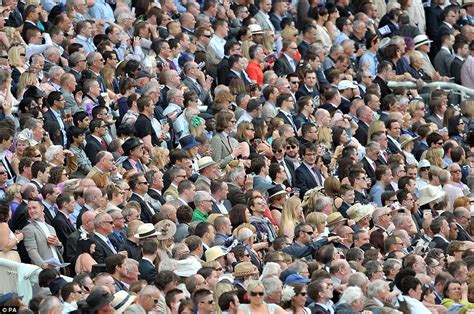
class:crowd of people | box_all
[0,0,473,312]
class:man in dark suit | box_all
[451,41,468,84]
[211,181,232,214]
[107,209,127,250]
[146,170,166,212]
[105,254,128,292]
[386,120,403,155]
[295,143,324,198]
[43,91,67,146]
[432,7,457,58]
[225,54,251,86]
[429,216,451,253]
[85,119,109,166]
[372,61,394,100]
[362,142,380,185]
[182,61,212,107]
[226,168,247,206]
[129,173,156,224]
[41,184,60,227]
[138,239,159,284]
[273,41,299,77]
[93,212,119,264]
[52,193,76,250]
[295,69,319,100]
[275,93,298,133]
[217,41,242,85]
[65,211,96,265]
[354,106,373,146]
[21,5,42,39]
[454,207,473,241]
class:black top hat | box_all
[122,137,143,156]
[85,289,114,312]
[268,185,287,199]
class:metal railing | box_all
[387,81,474,101]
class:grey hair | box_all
[142,81,160,96]
[167,88,181,103]
[48,66,64,79]
[70,52,85,66]
[107,209,122,219]
[44,145,63,162]
[261,262,281,279]
[339,286,364,305]
[124,258,139,272]
[438,169,450,185]
[86,52,100,66]
[24,118,42,130]
[366,141,380,152]
[367,279,389,298]
[383,258,402,276]
[392,213,411,228]
[139,285,159,297]
[44,46,60,60]
[228,167,245,182]
[314,196,331,212]
[193,190,211,205]
[348,272,368,288]
[329,44,343,55]
[38,296,62,314]
[262,277,282,296]
[288,260,308,274]
[94,212,110,228]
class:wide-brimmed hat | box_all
[135,223,160,239]
[347,204,375,222]
[205,246,226,262]
[418,185,446,206]
[399,134,417,148]
[414,35,433,49]
[154,219,176,240]
[249,24,264,34]
[326,212,347,227]
[198,156,216,171]
[233,262,259,278]
[86,289,114,312]
[174,257,202,277]
[268,185,287,199]
[179,134,200,150]
[49,277,68,296]
[111,291,136,314]
[122,137,143,156]
[463,0,474,7]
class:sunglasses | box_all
[273,149,283,153]
[250,291,265,297]
[286,145,297,149]
[200,300,214,304]
[299,292,307,296]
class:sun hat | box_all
[337,80,358,90]
[233,262,259,278]
[249,24,265,34]
[418,159,431,169]
[205,246,226,262]
[418,185,446,206]
[174,257,202,277]
[268,185,288,199]
[154,219,177,240]
[347,203,375,222]
[414,35,433,49]
[198,156,217,171]
[326,212,347,227]
[399,134,418,148]
[135,223,160,239]
[284,273,311,285]
[179,134,200,150]
[111,291,136,314]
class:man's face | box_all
[304,73,317,87]
[388,122,401,138]
[286,143,299,158]
[450,165,462,183]
[300,225,314,244]
[286,43,298,58]
[303,149,317,165]
[27,201,43,221]
[354,232,369,247]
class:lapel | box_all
[32,220,48,239]
[303,164,318,186]
[218,133,232,154]
[96,234,114,254]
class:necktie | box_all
[383,151,388,162]
[106,238,117,254]
[1,156,14,180]
[100,139,107,149]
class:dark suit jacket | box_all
[387,137,402,155]
[11,201,28,231]
[85,135,107,165]
[362,157,377,184]
[43,109,64,147]
[148,189,165,205]
[310,303,329,314]
[295,163,323,199]
[451,57,464,85]
[413,141,429,161]
[129,193,154,224]
[92,233,117,264]
[138,258,158,284]
[373,76,392,99]
[354,121,369,146]
[120,239,142,261]
[65,229,84,263]
[217,57,231,85]
[354,190,369,205]
[295,84,319,99]
[273,55,297,77]
[76,206,92,229]
[227,182,246,206]
[109,230,127,251]
[182,77,211,107]
[225,70,251,86]
[52,212,75,249]
[298,40,310,57]
[43,205,54,226]
[429,235,450,253]
[21,21,40,39]
[276,111,297,132]
[211,200,232,214]
[456,224,472,241]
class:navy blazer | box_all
[276,111,297,132]
[354,121,369,146]
[43,109,65,146]
[92,234,116,264]
[129,193,155,224]
[362,157,377,185]
[138,259,158,284]
[52,212,76,249]
[295,163,323,199]
[429,235,450,253]
[85,135,107,166]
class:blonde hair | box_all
[214,90,234,105]
[262,30,275,51]
[17,71,38,98]
[317,126,332,147]
[368,120,386,141]
[6,184,21,199]
[425,147,444,168]
[8,45,26,68]
[236,121,253,142]
[101,66,116,91]
[213,280,235,314]
[408,100,425,116]
[279,196,302,237]
[149,147,169,171]
[281,25,298,43]
[241,40,253,59]
[460,100,474,118]
[189,116,205,137]
[306,212,327,234]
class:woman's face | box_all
[330,9,340,19]
[16,140,29,155]
[447,283,462,301]
[294,288,308,307]
[249,286,265,306]
[245,125,255,140]
[423,291,436,304]
[244,209,251,222]
[340,130,348,144]
[457,119,465,133]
